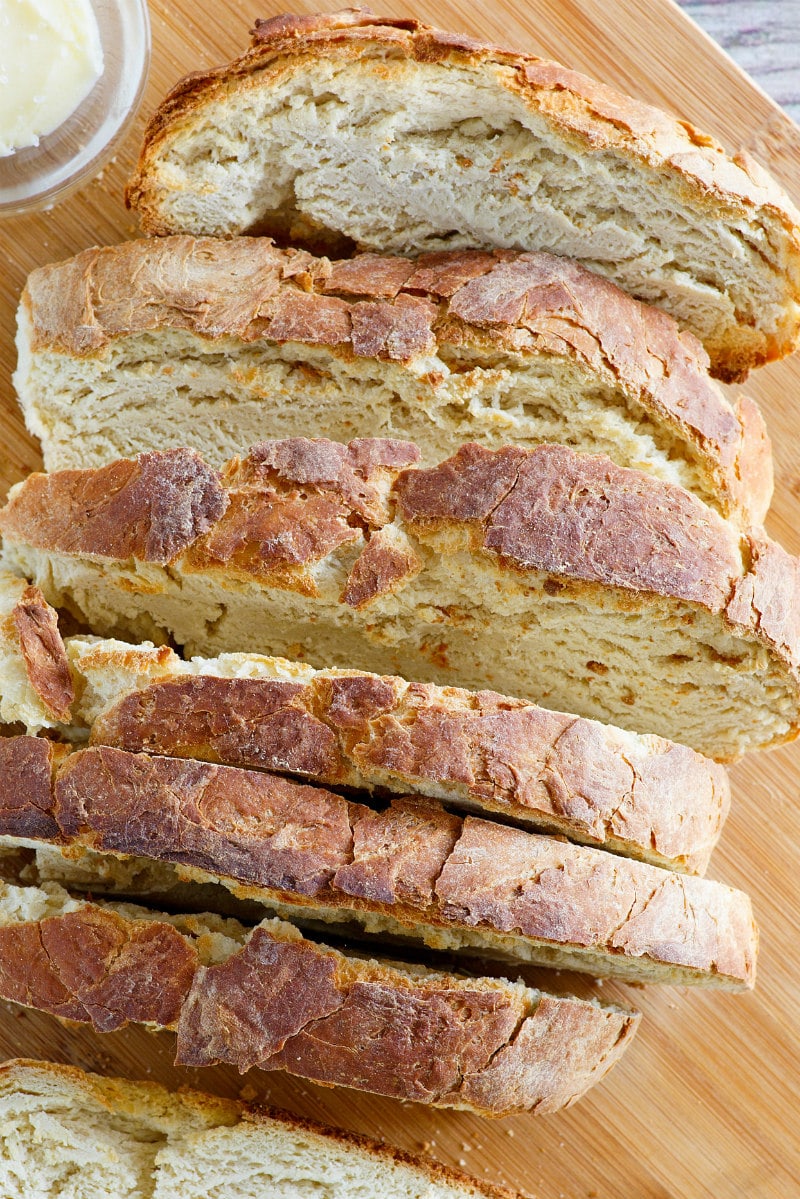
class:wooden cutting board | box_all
[1,2,799,1196]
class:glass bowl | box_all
[0,0,151,216]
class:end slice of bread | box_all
[15,237,772,525]
[0,1058,523,1198]
[124,10,800,379]
[1,439,797,760]
[0,879,638,1116]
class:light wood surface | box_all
[0,3,799,1196]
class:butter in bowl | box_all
[0,0,150,214]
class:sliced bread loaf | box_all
[0,1058,521,1198]
[0,737,756,988]
[15,236,772,524]
[124,10,800,379]
[57,636,730,874]
[0,879,638,1115]
[1,439,797,759]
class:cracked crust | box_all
[123,9,800,379]
[84,650,731,874]
[392,444,800,681]
[2,437,798,761]
[10,585,74,722]
[176,923,637,1113]
[395,442,741,608]
[19,235,773,523]
[0,905,195,1031]
[0,574,74,730]
[0,449,227,566]
[0,736,69,842]
[0,1060,524,1199]
[3,740,756,988]
[0,883,638,1116]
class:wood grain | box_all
[1,3,799,1196]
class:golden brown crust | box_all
[0,890,639,1116]
[10,585,74,722]
[12,743,756,988]
[56,746,360,899]
[20,236,771,521]
[89,666,730,873]
[726,534,800,672]
[124,10,800,378]
[179,439,419,592]
[0,736,67,842]
[176,925,637,1113]
[3,438,797,754]
[436,819,756,984]
[340,527,421,607]
[0,905,195,1031]
[456,992,632,1116]
[395,443,741,608]
[0,1059,522,1198]
[334,795,462,905]
[0,450,227,565]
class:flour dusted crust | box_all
[0,573,73,728]
[175,926,632,1111]
[18,236,772,523]
[10,586,74,722]
[0,903,195,1031]
[0,739,756,988]
[0,451,227,565]
[0,881,638,1116]
[2,438,798,759]
[1,439,737,593]
[124,9,800,379]
[0,736,68,842]
[395,442,743,607]
[0,1059,524,1198]
[79,646,731,874]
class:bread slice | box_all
[0,1058,521,1198]
[61,635,730,874]
[0,576,732,876]
[0,878,638,1115]
[2,438,797,759]
[0,737,756,988]
[124,10,800,380]
[15,236,772,525]
[0,583,732,877]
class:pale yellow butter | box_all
[0,0,104,156]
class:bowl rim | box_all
[0,0,152,216]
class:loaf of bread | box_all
[124,10,800,380]
[15,236,772,525]
[0,878,638,1115]
[0,1058,522,1198]
[56,635,729,874]
[0,736,756,988]
[2,439,797,759]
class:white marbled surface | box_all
[678,0,800,122]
